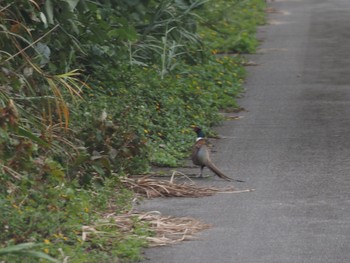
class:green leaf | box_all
[23,251,60,263]
[39,12,48,28]
[107,28,138,41]
[44,0,54,24]
[17,127,50,147]
[64,0,80,11]
[0,243,59,262]
[0,243,38,254]
[92,164,105,176]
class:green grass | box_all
[198,0,266,53]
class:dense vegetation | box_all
[0,0,265,262]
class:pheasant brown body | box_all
[191,127,244,182]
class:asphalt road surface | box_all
[139,0,350,262]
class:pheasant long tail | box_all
[206,161,233,181]
[206,161,245,182]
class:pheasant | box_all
[191,127,244,182]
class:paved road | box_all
[139,0,350,262]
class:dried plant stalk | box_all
[121,175,253,198]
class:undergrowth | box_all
[0,0,266,262]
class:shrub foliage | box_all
[0,0,265,261]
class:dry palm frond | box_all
[142,211,211,247]
[97,211,211,247]
[121,173,253,198]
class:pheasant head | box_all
[192,126,205,141]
